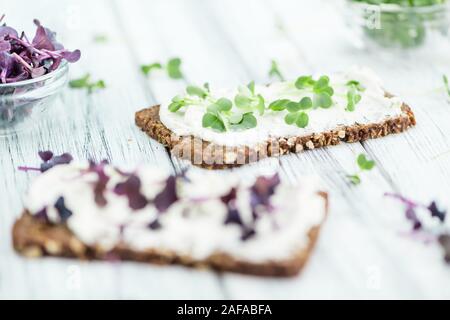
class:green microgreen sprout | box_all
[274,14,287,34]
[168,83,210,112]
[229,112,257,130]
[141,57,184,80]
[169,82,259,133]
[168,95,191,112]
[203,95,258,132]
[269,97,313,128]
[234,81,265,116]
[141,63,163,76]
[167,74,354,133]
[269,74,335,129]
[69,74,106,94]
[268,99,290,111]
[443,75,450,97]
[346,80,365,112]
[268,59,285,82]
[202,97,233,132]
[93,34,108,43]
[295,75,334,109]
[285,111,309,128]
[166,58,183,79]
[347,153,376,185]
[186,84,210,99]
[202,112,226,132]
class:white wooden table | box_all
[1,0,450,299]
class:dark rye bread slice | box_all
[135,102,416,169]
[12,193,327,277]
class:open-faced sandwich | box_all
[13,153,328,277]
[136,67,415,169]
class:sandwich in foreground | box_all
[13,157,328,277]
[136,66,416,169]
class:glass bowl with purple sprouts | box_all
[0,16,80,136]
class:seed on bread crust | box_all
[22,246,43,258]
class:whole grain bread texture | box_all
[135,102,416,169]
[13,193,327,277]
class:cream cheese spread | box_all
[25,163,327,262]
[159,66,404,147]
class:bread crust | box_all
[135,103,416,169]
[12,193,328,277]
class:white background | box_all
[1,0,450,299]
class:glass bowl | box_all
[345,1,450,49]
[0,61,69,136]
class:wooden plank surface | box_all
[1,0,450,299]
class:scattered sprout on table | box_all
[442,75,450,97]
[18,150,73,173]
[69,73,106,94]
[385,192,449,264]
[268,59,285,81]
[141,57,184,80]
[93,34,108,43]
[347,153,376,185]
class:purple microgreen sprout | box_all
[385,192,423,230]
[241,229,256,241]
[34,208,50,223]
[221,188,243,226]
[220,187,256,241]
[428,201,447,222]
[148,219,162,230]
[385,192,450,264]
[54,196,72,222]
[114,174,148,210]
[153,175,178,213]
[385,193,446,231]
[86,160,110,207]
[0,17,80,84]
[250,173,281,217]
[18,150,73,173]
[39,152,73,172]
[146,175,180,230]
[219,174,281,241]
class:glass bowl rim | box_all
[0,60,68,89]
[348,1,450,14]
